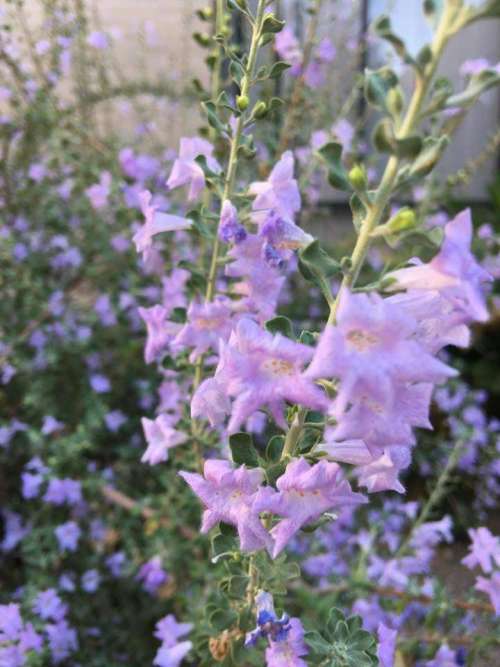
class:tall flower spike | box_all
[179,460,272,553]
[166,136,221,201]
[213,318,328,433]
[254,458,366,558]
[388,209,492,323]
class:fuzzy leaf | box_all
[317,142,351,191]
[265,316,294,339]
[229,432,259,467]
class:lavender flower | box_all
[32,589,68,621]
[255,458,366,558]
[174,298,233,362]
[212,318,327,433]
[219,199,247,244]
[54,521,81,552]
[265,617,308,667]
[462,527,500,573]
[141,415,187,465]
[179,460,272,552]
[166,136,221,201]
[137,556,169,594]
[245,591,291,647]
[138,305,181,364]
[475,572,500,615]
[249,151,301,224]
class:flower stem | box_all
[282,407,308,460]
[326,2,455,325]
[205,0,269,303]
[395,439,465,558]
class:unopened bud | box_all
[200,6,213,20]
[348,164,368,191]
[387,87,405,117]
[387,207,417,233]
[252,101,268,118]
[237,95,250,111]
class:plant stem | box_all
[281,407,307,460]
[395,439,465,558]
[326,2,454,325]
[205,0,268,303]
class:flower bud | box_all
[348,164,368,191]
[387,207,417,233]
[237,95,250,111]
[200,6,213,20]
[252,101,268,118]
[387,87,405,117]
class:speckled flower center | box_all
[346,329,379,351]
[262,358,295,376]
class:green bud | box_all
[387,207,417,233]
[387,86,405,116]
[235,0,248,9]
[236,95,250,111]
[199,6,213,20]
[252,101,268,118]
[348,164,368,191]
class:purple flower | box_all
[388,209,492,323]
[154,614,193,646]
[44,479,82,506]
[173,298,233,362]
[245,591,291,647]
[377,623,397,667]
[141,415,187,465]
[21,472,43,499]
[106,551,127,577]
[475,572,500,615]
[138,305,181,364]
[54,521,81,552]
[45,620,78,663]
[154,642,193,667]
[274,28,302,73]
[179,460,272,553]
[425,645,461,667]
[226,234,285,321]
[460,58,491,76]
[32,589,68,621]
[0,603,23,641]
[462,527,500,573]
[355,449,408,494]
[332,119,355,151]
[254,458,365,558]
[265,617,308,667]
[104,410,127,432]
[85,171,112,209]
[249,151,301,224]
[191,377,231,427]
[219,199,247,244]
[87,30,109,49]
[133,190,192,260]
[90,374,111,393]
[137,556,169,594]
[1,510,31,552]
[166,136,220,201]
[81,569,101,593]
[162,268,190,313]
[259,212,313,265]
[306,290,456,418]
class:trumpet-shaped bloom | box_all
[191,378,231,427]
[265,618,308,667]
[475,572,500,615]
[214,318,327,433]
[387,290,470,354]
[227,234,285,321]
[179,460,271,552]
[355,450,408,494]
[133,190,192,260]
[306,291,456,417]
[260,212,314,265]
[255,458,366,557]
[138,305,181,364]
[154,614,193,667]
[245,591,291,647]
[173,298,233,362]
[249,151,301,224]
[462,527,500,574]
[219,199,247,244]
[166,137,220,201]
[388,209,492,323]
[141,415,187,465]
[327,380,433,453]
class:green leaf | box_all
[265,435,284,462]
[446,69,500,109]
[229,60,245,85]
[409,135,449,178]
[229,432,259,467]
[209,608,238,632]
[268,61,291,78]
[265,316,294,339]
[317,142,351,191]
[305,631,332,656]
[372,118,423,157]
[211,532,237,561]
[364,67,399,112]
[372,15,414,65]
[261,13,285,34]
[298,240,341,305]
[201,101,227,134]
